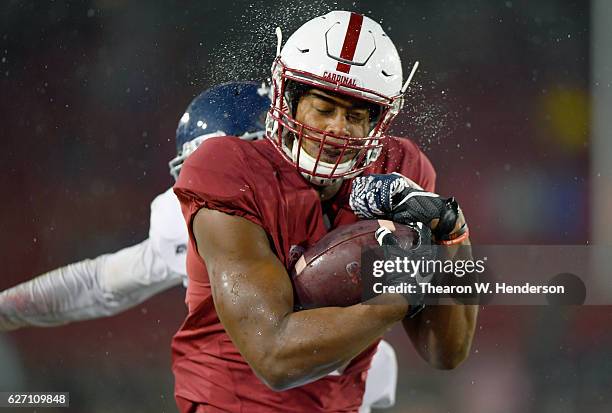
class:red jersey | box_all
[172,136,435,412]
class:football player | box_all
[173,10,478,413]
[0,81,399,412]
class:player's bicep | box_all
[192,208,294,359]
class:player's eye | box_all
[315,106,333,115]
[347,112,366,123]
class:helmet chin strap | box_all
[291,139,356,186]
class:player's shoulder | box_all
[180,136,278,180]
[193,134,242,153]
[174,136,282,204]
[183,135,282,177]
[150,187,186,241]
[183,136,270,168]
[149,187,188,276]
[176,137,253,195]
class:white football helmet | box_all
[265,10,417,186]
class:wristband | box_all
[436,225,470,245]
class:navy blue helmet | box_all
[169,81,270,179]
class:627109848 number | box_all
[1,392,69,407]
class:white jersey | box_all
[359,340,398,412]
[149,187,189,282]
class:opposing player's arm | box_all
[404,211,478,369]
[0,239,182,331]
[194,208,408,391]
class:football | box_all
[291,219,419,309]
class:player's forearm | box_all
[259,294,407,391]
[0,259,102,330]
[406,237,478,369]
[0,240,181,331]
[406,303,477,369]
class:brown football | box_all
[290,219,419,309]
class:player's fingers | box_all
[375,227,400,246]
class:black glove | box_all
[350,173,459,239]
[374,223,435,318]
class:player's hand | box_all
[349,173,462,240]
[374,224,433,318]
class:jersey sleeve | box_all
[173,137,264,233]
[0,239,182,331]
[149,187,189,278]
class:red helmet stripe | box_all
[336,12,364,73]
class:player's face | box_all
[294,89,371,164]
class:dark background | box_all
[1,1,607,412]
